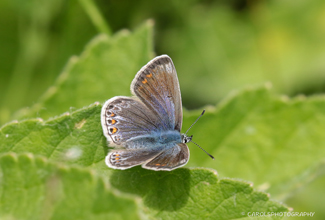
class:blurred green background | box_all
[0,0,324,219]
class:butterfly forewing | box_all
[130,55,183,132]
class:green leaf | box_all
[2,84,325,202]
[183,84,325,199]
[0,103,105,168]
[13,20,154,121]
[0,17,321,218]
[0,153,288,220]
[285,173,325,220]
[0,153,139,220]
[1,1,325,219]
[110,167,288,219]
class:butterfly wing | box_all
[106,143,189,170]
[130,55,183,132]
[105,148,163,170]
[101,96,163,146]
[101,55,188,170]
[142,143,189,171]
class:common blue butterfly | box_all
[101,55,213,171]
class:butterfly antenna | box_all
[185,109,206,135]
[190,140,215,160]
[185,110,215,160]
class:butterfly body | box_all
[101,55,190,171]
[123,130,182,149]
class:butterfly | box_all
[101,55,213,171]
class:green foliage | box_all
[0,152,288,220]
[13,21,153,121]
[183,85,325,200]
[0,153,139,220]
[0,103,105,168]
[1,0,325,219]
[0,22,292,217]
[160,1,325,107]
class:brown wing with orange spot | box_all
[130,55,183,132]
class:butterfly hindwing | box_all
[105,148,163,170]
[106,143,189,171]
[142,143,189,171]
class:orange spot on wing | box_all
[116,157,120,160]
[115,154,120,157]
[155,163,161,166]
[112,127,117,133]
[110,113,115,117]
[142,78,148,84]
[111,119,116,124]
[146,73,153,78]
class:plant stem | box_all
[79,0,112,35]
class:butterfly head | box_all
[181,134,193,144]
